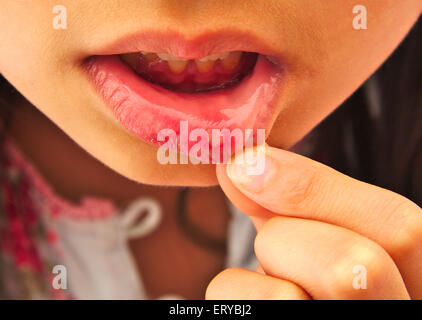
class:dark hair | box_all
[0,74,20,131]
[309,16,421,206]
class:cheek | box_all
[267,0,421,149]
[0,3,61,98]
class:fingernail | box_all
[227,148,275,193]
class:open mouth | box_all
[120,51,258,93]
[85,32,284,162]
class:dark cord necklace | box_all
[176,187,227,255]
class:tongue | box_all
[121,52,258,93]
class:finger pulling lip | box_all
[84,30,284,161]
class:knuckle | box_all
[388,201,422,258]
[279,165,319,211]
[206,268,240,299]
[323,242,389,298]
[254,217,282,254]
[209,267,239,285]
[265,281,309,300]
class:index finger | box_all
[216,146,422,298]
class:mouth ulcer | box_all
[120,51,258,93]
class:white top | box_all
[40,196,257,300]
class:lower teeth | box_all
[120,52,258,93]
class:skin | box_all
[0,1,421,299]
[209,147,422,299]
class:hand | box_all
[206,146,422,300]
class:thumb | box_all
[216,157,275,231]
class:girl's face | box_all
[0,1,420,186]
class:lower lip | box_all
[85,55,283,160]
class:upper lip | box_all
[89,28,283,62]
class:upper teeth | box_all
[198,53,230,62]
[138,51,243,73]
[152,52,230,62]
[155,53,185,61]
